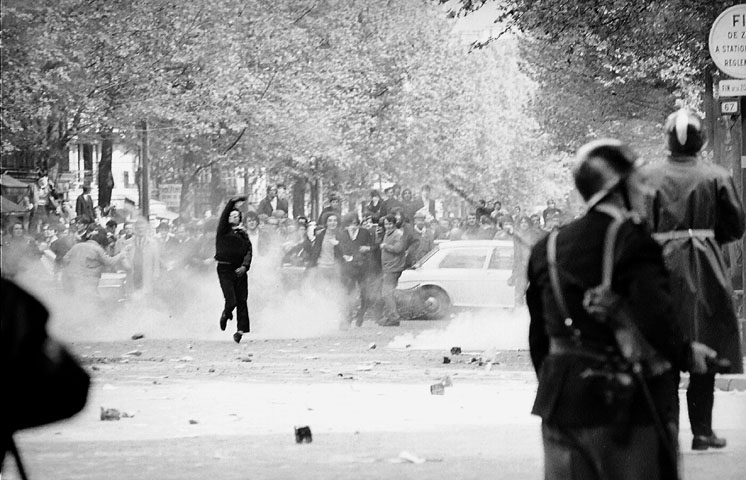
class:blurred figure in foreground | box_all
[527,139,717,480]
[2,278,90,477]
[640,109,745,450]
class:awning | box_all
[0,173,30,188]
[1,195,26,214]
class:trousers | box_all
[542,421,670,480]
[217,264,250,332]
[381,271,402,322]
[687,372,715,436]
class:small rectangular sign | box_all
[719,79,746,96]
[721,99,741,115]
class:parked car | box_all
[396,240,515,319]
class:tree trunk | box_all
[97,129,115,210]
[179,174,196,220]
[292,176,306,218]
[179,151,199,219]
[209,163,226,215]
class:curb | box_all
[679,375,746,392]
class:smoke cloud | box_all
[388,308,530,351]
[11,247,347,343]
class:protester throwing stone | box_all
[215,196,253,343]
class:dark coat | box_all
[641,155,745,373]
[75,193,95,223]
[411,197,436,219]
[527,209,685,427]
[337,227,373,275]
[257,196,288,217]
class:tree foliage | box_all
[3,0,566,215]
[445,0,730,160]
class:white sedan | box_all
[396,240,516,318]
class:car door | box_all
[485,244,515,307]
[434,247,490,307]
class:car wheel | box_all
[420,287,451,319]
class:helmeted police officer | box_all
[640,109,745,450]
[527,139,716,479]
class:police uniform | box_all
[640,109,745,448]
[527,205,687,479]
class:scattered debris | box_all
[131,333,144,340]
[356,365,373,371]
[430,383,445,395]
[208,368,215,373]
[450,346,462,355]
[239,357,252,363]
[91,365,100,371]
[100,407,121,421]
[441,376,453,387]
[123,350,142,357]
[398,451,426,464]
[368,343,377,350]
[189,419,199,425]
[295,426,313,443]
[442,356,451,364]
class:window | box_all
[123,171,130,188]
[439,249,487,269]
[489,247,514,270]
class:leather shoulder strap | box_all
[547,229,572,321]
[601,217,624,288]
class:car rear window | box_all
[488,246,513,269]
[438,249,487,269]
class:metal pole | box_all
[141,120,150,218]
[739,97,746,320]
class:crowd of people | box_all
[0,175,568,332]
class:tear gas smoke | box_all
[11,248,347,343]
[388,308,530,351]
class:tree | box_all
[444,0,731,159]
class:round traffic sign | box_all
[709,4,746,79]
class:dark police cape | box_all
[641,154,745,373]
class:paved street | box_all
[4,319,746,480]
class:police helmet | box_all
[573,139,638,209]
[665,108,705,155]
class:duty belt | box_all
[549,337,613,363]
[652,229,714,242]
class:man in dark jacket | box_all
[257,185,288,218]
[640,109,745,450]
[338,213,374,326]
[215,196,253,343]
[75,185,95,225]
[527,139,715,479]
